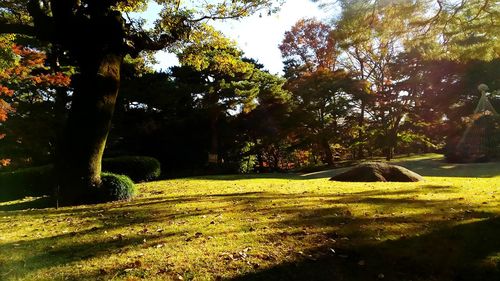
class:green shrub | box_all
[102,156,161,182]
[95,173,136,202]
[0,155,151,201]
[0,165,55,200]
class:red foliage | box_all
[279,18,337,73]
[0,158,11,167]
[2,45,71,88]
[0,43,71,166]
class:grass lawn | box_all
[1,154,499,281]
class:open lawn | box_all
[1,154,500,281]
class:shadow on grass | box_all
[231,217,500,281]
[0,196,55,211]
[1,229,177,280]
[0,198,188,280]
[1,184,499,280]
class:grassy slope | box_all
[0,154,499,281]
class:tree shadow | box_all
[1,228,178,280]
[0,196,55,211]
[1,184,499,280]
[0,198,189,280]
[219,185,500,281]
[231,217,500,281]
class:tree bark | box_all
[321,138,334,166]
[357,100,365,159]
[385,129,398,161]
[57,53,122,204]
[208,109,219,166]
[385,115,403,161]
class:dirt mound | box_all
[330,162,424,182]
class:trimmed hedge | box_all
[102,156,161,182]
[0,165,54,200]
[0,169,135,203]
[94,173,136,203]
[0,155,157,200]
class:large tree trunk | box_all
[321,138,334,166]
[357,100,365,159]
[385,129,398,161]
[208,110,219,166]
[57,53,122,204]
[385,117,403,161]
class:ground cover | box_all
[1,154,499,280]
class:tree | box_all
[175,26,259,165]
[285,69,355,165]
[280,18,366,164]
[0,0,282,203]
[110,69,210,173]
[414,0,500,61]
[279,18,337,77]
[332,0,439,160]
[0,35,16,168]
[0,35,15,128]
[314,0,499,61]
[312,0,498,160]
[235,69,293,172]
[0,36,70,169]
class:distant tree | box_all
[279,18,337,77]
[312,0,498,160]
[333,0,441,160]
[286,69,357,165]
[280,18,367,164]
[110,69,210,172]
[235,70,293,172]
[175,26,260,165]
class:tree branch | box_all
[126,32,179,56]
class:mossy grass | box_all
[0,154,499,280]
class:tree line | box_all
[0,0,498,203]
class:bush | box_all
[102,156,161,182]
[93,172,136,203]
[0,155,152,201]
[0,165,55,200]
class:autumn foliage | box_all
[0,41,71,167]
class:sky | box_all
[140,0,331,75]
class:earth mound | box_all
[330,162,424,182]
